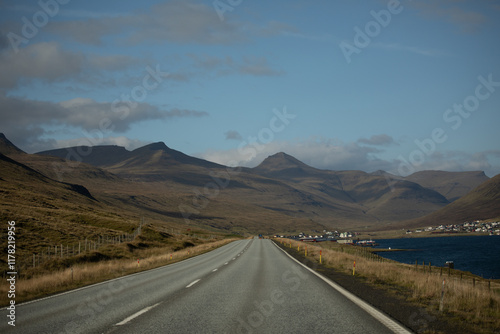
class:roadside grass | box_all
[0,238,239,307]
[276,238,500,334]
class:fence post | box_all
[439,279,446,312]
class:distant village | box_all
[405,220,500,235]
[275,220,500,241]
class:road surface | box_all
[2,238,411,333]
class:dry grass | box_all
[276,238,500,333]
[0,238,238,306]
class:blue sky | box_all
[1,0,499,176]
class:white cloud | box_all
[0,93,208,153]
[47,18,117,45]
[388,150,500,177]
[46,0,245,46]
[54,97,207,132]
[224,131,243,141]
[199,137,392,171]
[189,54,284,77]
[0,41,140,90]
[87,54,139,71]
[49,136,150,152]
[0,42,83,89]
[238,56,285,76]
[372,43,447,57]
[257,20,298,37]
[409,0,489,33]
[199,137,500,177]
[357,134,397,146]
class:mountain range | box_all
[1,133,498,236]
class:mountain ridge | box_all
[0,152,95,201]
[3,133,497,233]
[0,133,26,155]
[38,141,225,172]
[404,170,488,202]
[406,173,500,227]
[252,152,324,180]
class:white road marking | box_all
[116,302,161,326]
[273,241,412,334]
[224,262,228,265]
[186,279,201,288]
[212,268,218,272]
[5,242,232,310]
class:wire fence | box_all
[10,220,144,277]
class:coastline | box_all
[370,234,500,280]
[357,230,491,240]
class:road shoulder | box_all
[275,241,474,334]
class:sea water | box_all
[373,235,500,279]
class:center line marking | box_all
[116,302,161,326]
[212,268,218,272]
[186,279,201,288]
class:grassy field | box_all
[275,238,500,334]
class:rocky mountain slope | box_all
[36,140,493,232]
[2,133,497,234]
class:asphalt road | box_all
[2,238,411,333]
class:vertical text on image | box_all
[6,220,17,327]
